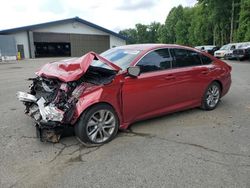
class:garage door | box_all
[33,32,110,57]
[33,32,70,43]
[34,32,71,57]
[70,34,110,57]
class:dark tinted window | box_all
[201,54,213,65]
[171,48,202,68]
[137,49,172,73]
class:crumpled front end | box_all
[17,52,119,143]
[17,64,118,143]
[17,77,85,142]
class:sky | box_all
[0,0,197,32]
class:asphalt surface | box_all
[0,58,250,188]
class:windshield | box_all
[220,45,231,50]
[91,48,141,71]
[204,46,215,50]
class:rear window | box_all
[171,48,202,68]
[201,54,213,65]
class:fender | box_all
[71,83,124,127]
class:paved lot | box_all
[0,58,250,188]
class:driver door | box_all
[122,48,177,123]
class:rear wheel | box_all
[75,104,119,145]
[201,82,221,110]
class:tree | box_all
[119,0,249,46]
[147,22,161,43]
[237,0,250,41]
[175,7,192,45]
[119,22,161,44]
[119,29,137,44]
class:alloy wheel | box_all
[206,85,220,108]
[86,109,116,143]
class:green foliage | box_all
[119,29,137,44]
[119,22,161,44]
[237,0,250,41]
[119,0,250,46]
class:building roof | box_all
[0,17,127,40]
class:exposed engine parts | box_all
[17,64,117,143]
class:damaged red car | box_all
[17,44,232,145]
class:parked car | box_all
[214,42,250,59]
[17,44,232,145]
[214,43,237,58]
[231,43,250,61]
[195,45,220,55]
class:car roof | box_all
[115,43,195,52]
[195,45,216,47]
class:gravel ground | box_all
[0,58,249,188]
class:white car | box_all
[214,42,250,59]
[214,44,236,58]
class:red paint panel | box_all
[36,52,121,82]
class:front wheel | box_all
[75,104,119,145]
[201,82,221,110]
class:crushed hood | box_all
[36,52,121,82]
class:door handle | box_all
[201,67,215,75]
[164,75,175,80]
[209,67,216,71]
[201,70,209,74]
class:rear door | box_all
[170,48,214,104]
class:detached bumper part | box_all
[37,97,64,122]
[17,92,65,143]
[17,92,64,122]
[17,91,37,102]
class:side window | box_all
[171,48,202,68]
[201,54,213,65]
[137,49,172,73]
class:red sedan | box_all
[17,44,232,145]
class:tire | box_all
[75,104,119,145]
[201,82,221,111]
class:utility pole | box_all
[230,0,235,43]
[213,27,216,46]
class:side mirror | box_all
[127,66,140,77]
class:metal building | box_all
[0,17,126,59]
[0,35,17,60]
